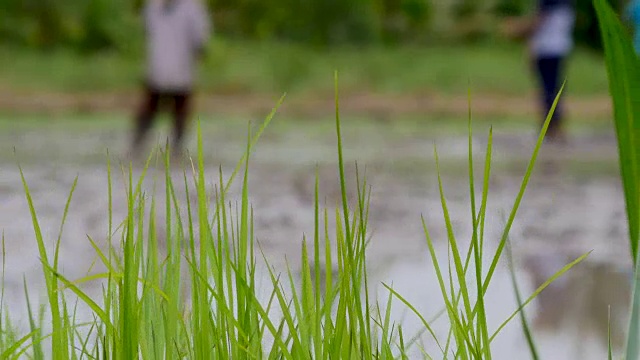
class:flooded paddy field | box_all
[0,113,628,359]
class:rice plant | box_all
[0,73,593,359]
[595,0,640,358]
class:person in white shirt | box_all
[132,0,211,156]
[529,0,576,142]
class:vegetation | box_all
[595,0,640,357]
[0,42,610,97]
[0,0,629,53]
[0,69,591,358]
[1,0,640,358]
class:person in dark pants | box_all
[535,56,564,138]
[132,0,211,157]
[528,0,575,142]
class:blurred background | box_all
[0,0,634,359]
[0,0,622,51]
[0,0,621,108]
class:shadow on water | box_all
[524,255,630,353]
[370,251,630,360]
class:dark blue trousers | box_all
[535,56,565,133]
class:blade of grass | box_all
[54,176,78,274]
[22,277,43,360]
[489,251,591,342]
[481,82,564,297]
[609,306,613,360]
[42,263,115,334]
[594,0,640,263]
[312,166,323,360]
[505,239,539,360]
[382,283,442,354]
[434,147,474,335]
[466,91,492,359]
[334,71,351,244]
[221,95,285,195]
[0,329,40,359]
[593,1,640,358]
[19,164,69,359]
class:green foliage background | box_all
[0,0,632,53]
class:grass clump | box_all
[0,74,591,358]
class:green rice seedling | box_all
[254,74,400,359]
[0,237,25,358]
[593,0,640,263]
[22,276,44,360]
[4,73,594,359]
[595,0,640,358]
[384,83,590,359]
[609,306,614,360]
[19,167,69,358]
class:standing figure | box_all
[529,0,576,142]
[132,0,211,156]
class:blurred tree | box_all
[452,0,481,19]
[314,0,382,44]
[0,0,31,45]
[33,0,65,49]
[380,0,433,44]
[0,0,630,52]
[451,0,491,42]
[79,0,119,51]
[494,0,529,16]
[574,0,626,51]
[208,0,384,45]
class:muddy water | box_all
[0,116,631,359]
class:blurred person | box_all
[625,0,640,54]
[132,0,211,157]
[530,0,575,142]
[502,0,575,142]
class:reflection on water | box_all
[371,251,631,360]
[524,255,630,359]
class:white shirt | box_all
[530,6,575,57]
[144,0,211,91]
